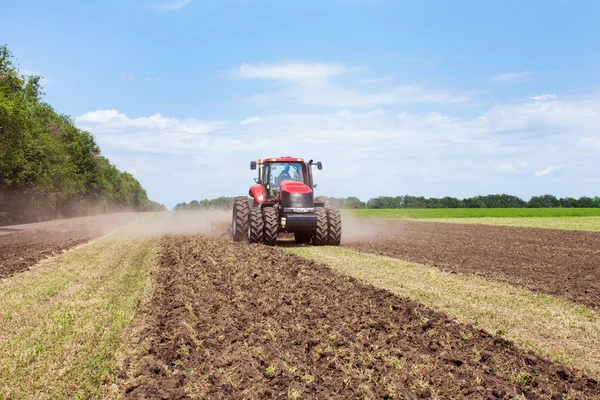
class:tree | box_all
[345,196,365,209]
[577,196,595,208]
[528,195,560,208]
[0,45,159,224]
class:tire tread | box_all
[248,207,264,244]
[263,207,278,246]
[327,208,342,246]
[232,196,249,242]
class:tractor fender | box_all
[249,185,266,204]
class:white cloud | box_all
[147,0,191,11]
[533,166,561,177]
[77,110,224,139]
[77,95,600,163]
[529,94,557,101]
[227,60,477,108]
[77,57,600,206]
[240,116,262,126]
[493,71,530,83]
[580,136,600,149]
[244,81,475,108]
[229,61,348,81]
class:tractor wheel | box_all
[312,207,329,246]
[262,207,278,246]
[327,208,342,246]
[314,196,331,208]
[294,232,312,244]
[232,196,249,242]
[248,207,264,244]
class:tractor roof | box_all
[262,156,304,163]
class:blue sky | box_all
[2,0,599,208]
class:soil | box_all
[345,219,600,308]
[0,213,138,279]
[121,235,599,399]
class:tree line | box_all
[174,197,233,211]
[331,194,600,209]
[175,193,600,211]
[0,45,165,224]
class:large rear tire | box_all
[314,196,331,208]
[327,208,342,246]
[312,207,328,246]
[248,207,264,244]
[232,196,249,242]
[294,232,312,244]
[263,207,278,246]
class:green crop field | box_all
[350,208,600,219]
[347,208,600,231]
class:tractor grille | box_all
[281,191,313,208]
[285,213,317,231]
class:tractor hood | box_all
[280,180,312,194]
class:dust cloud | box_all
[121,210,383,244]
[34,209,380,244]
[122,211,231,238]
[339,213,381,243]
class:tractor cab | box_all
[249,157,322,204]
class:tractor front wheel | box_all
[232,196,249,242]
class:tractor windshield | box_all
[267,162,304,190]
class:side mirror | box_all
[250,161,257,170]
[316,161,323,170]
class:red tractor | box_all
[232,156,341,246]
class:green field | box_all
[348,208,600,231]
[350,208,600,219]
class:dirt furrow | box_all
[121,235,599,399]
[345,219,600,308]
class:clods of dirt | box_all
[121,235,599,399]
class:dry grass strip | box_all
[420,216,600,231]
[286,246,600,379]
[0,234,157,399]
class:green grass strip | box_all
[285,246,600,379]
[0,233,157,399]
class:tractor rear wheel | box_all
[232,196,249,242]
[312,207,328,246]
[262,207,278,246]
[327,208,342,246]
[294,232,312,244]
[248,207,264,244]
[314,195,331,208]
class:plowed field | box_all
[346,219,600,308]
[0,213,138,279]
[121,235,599,399]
